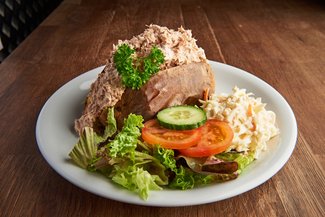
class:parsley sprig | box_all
[113,44,165,89]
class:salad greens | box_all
[69,107,255,200]
[69,107,116,169]
[214,152,255,174]
[69,127,98,169]
[107,113,143,158]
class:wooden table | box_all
[1,0,324,216]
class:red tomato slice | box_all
[179,120,234,157]
[142,119,202,149]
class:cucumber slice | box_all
[157,105,207,130]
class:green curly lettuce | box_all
[153,146,215,190]
[107,114,143,158]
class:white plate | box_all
[36,61,297,207]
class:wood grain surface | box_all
[0,0,324,216]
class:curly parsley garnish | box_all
[113,44,165,89]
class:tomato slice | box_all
[142,119,202,149]
[179,120,234,157]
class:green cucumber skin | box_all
[157,105,207,130]
[157,118,206,130]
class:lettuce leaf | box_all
[233,152,255,174]
[169,166,195,189]
[107,114,143,158]
[97,114,171,199]
[107,149,168,200]
[100,107,117,142]
[107,149,169,199]
[69,107,117,169]
[69,127,99,169]
[112,165,162,200]
[215,151,255,174]
[153,146,177,171]
[133,151,168,185]
[153,146,215,190]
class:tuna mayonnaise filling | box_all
[75,24,209,135]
